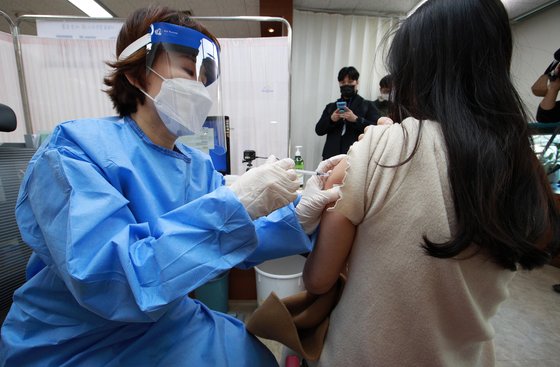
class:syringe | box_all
[294,169,330,177]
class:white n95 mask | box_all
[144,76,213,137]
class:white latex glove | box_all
[316,154,347,176]
[230,157,299,219]
[296,154,346,234]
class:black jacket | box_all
[536,101,560,123]
[315,94,380,159]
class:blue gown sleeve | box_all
[16,148,258,322]
[236,196,314,269]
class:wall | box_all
[511,5,560,119]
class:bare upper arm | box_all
[324,157,349,190]
[532,74,549,97]
[303,157,355,295]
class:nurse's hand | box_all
[230,158,299,219]
[316,154,347,178]
[296,155,346,234]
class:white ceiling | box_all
[296,0,559,19]
[0,0,558,36]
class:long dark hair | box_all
[387,0,559,270]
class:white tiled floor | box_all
[493,265,560,366]
[230,264,560,366]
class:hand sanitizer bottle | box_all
[294,146,304,187]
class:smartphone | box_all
[336,101,347,113]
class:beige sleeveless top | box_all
[316,118,514,367]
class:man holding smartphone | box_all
[315,66,380,159]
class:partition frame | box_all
[0,11,14,32]
[0,11,30,137]
[12,15,293,154]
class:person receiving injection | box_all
[303,0,559,365]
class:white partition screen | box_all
[7,31,290,173]
[291,10,396,170]
[219,37,290,174]
[19,35,116,134]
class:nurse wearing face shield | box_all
[0,6,341,366]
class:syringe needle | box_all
[294,169,330,177]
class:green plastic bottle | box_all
[294,146,304,187]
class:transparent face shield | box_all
[118,22,226,153]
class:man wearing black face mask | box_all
[315,66,380,159]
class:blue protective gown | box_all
[0,116,312,366]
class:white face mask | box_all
[378,93,390,102]
[143,70,213,137]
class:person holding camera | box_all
[531,48,560,123]
[531,50,560,294]
[315,66,380,159]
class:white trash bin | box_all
[254,255,306,306]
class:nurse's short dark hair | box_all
[103,5,218,117]
[337,66,359,82]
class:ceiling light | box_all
[67,0,112,18]
[267,28,275,33]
